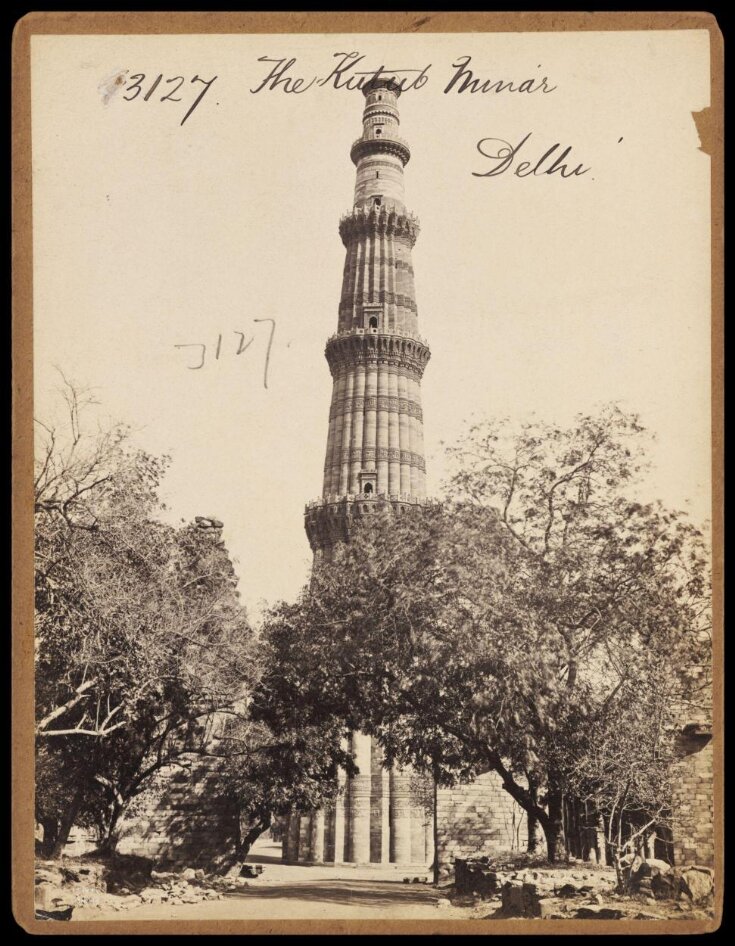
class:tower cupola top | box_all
[361,76,402,98]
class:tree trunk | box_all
[595,811,608,866]
[50,786,85,858]
[39,817,59,858]
[98,800,125,854]
[432,769,440,886]
[238,814,271,860]
[544,782,564,864]
[526,777,540,854]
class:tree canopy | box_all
[258,406,711,862]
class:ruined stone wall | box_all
[436,770,528,872]
[115,754,238,869]
[669,629,714,869]
[671,730,714,867]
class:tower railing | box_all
[326,326,429,348]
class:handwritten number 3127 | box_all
[123,74,217,126]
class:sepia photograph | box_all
[14,12,722,933]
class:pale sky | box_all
[31,31,712,621]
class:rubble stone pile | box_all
[34,857,261,918]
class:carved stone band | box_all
[324,451,426,473]
[326,332,430,378]
[329,396,423,422]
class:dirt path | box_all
[76,877,467,922]
[74,836,469,922]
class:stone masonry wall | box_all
[671,731,714,867]
[115,754,238,869]
[436,770,528,873]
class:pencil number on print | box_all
[123,74,218,126]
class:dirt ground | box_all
[48,837,714,925]
[72,838,467,921]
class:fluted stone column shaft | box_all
[381,768,391,863]
[397,371,411,494]
[328,371,346,495]
[408,375,421,496]
[349,365,366,493]
[376,369,389,492]
[298,813,311,863]
[390,767,413,865]
[363,365,378,473]
[334,744,347,863]
[348,733,372,864]
[338,370,355,494]
[310,810,326,864]
[287,811,301,863]
[388,368,400,494]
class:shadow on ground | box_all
[225,879,437,907]
[243,851,283,865]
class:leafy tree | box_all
[34,379,256,855]
[213,714,356,858]
[257,406,711,862]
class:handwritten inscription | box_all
[175,320,276,388]
[473,133,591,179]
[248,52,554,98]
[250,52,430,95]
[444,56,557,95]
[123,73,218,126]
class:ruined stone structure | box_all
[671,644,714,868]
[116,754,238,869]
[435,774,528,872]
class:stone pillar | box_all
[287,812,301,863]
[348,732,372,863]
[370,740,385,863]
[411,804,427,865]
[390,766,413,864]
[334,756,347,863]
[309,810,325,864]
[424,811,434,872]
[381,767,391,863]
[298,813,312,863]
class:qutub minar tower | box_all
[285,78,433,866]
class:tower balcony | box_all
[324,329,431,378]
[350,135,411,167]
[326,326,430,351]
[339,204,420,247]
[304,493,438,554]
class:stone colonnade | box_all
[282,733,432,866]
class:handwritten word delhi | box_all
[249,53,557,97]
[175,320,276,388]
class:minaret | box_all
[287,80,432,867]
[304,77,431,555]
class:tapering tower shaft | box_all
[305,79,431,556]
[290,81,433,869]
